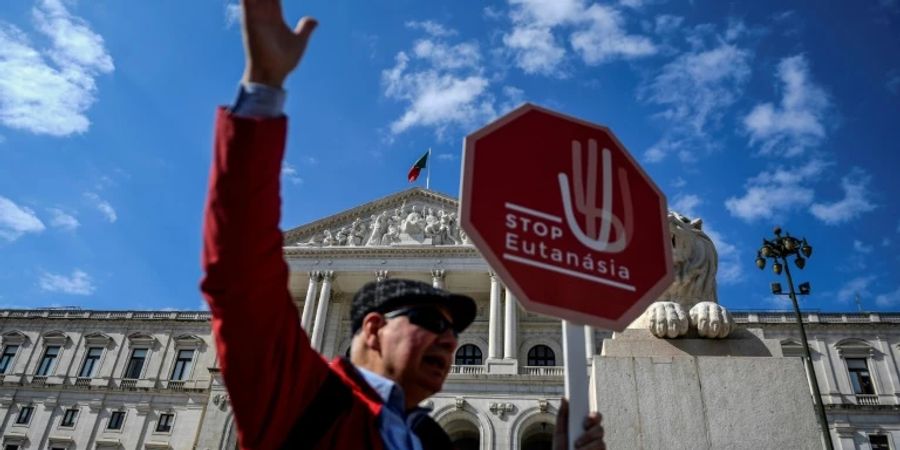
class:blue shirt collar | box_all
[356,366,406,413]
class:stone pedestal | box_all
[590,329,823,450]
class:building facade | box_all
[0,188,897,449]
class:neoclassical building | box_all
[0,188,897,449]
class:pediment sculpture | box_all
[296,201,471,247]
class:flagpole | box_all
[426,148,431,190]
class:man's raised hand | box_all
[240,0,317,88]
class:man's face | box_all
[378,305,458,405]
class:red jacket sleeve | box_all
[200,108,330,450]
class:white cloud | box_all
[671,177,686,188]
[643,42,751,139]
[84,192,116,222]
[503,26,567,76]
[412,40,481,71]
[569,4,657,65]
[0,195,45,241]
[225,3,241,28]
[48,207,79,231]
[725,159,827,222]
[704,226,744,285]
[436,153,457,161]
[0,0,114,136]
[383,42,494,136]
[39,269,95,295]
[654,15,684,34]
[809,168,875,225]
[670,193,701,216]
[744,55,829,157]
[836,275,876,303]
[875,286,900,308]
[405,20,457,37]
[281,163,303,185]
[887,70,900,95]
[852,240,873,254]
[502,0,655,75]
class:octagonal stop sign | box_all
[460,103,673,331]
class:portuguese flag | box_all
[407,149,429,183]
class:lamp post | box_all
[756,227,833,450]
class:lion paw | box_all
[646,302,689,338]
[689,302,734,338]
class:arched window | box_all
[455,344,483,365]
[527,345,555,366]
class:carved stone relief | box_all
[295,200,468,248]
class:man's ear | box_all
[361,312,386,352]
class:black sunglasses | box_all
[384,306,457,337]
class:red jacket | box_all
[200,108,386,450]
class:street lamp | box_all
[757,227,833,450]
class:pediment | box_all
[84,332,113,346]
[1,331,29,345]
[42,330,69,345]
[127,332,157,347]
[835,338,874,357]
[173,334,204,348]
[283,187,472,248]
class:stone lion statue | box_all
[629,211,734,339]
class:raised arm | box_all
[200,1,318,449]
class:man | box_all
[200,0,606,448]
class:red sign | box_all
[460,104,673,330]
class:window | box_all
[869,435,890,450]
[15,405,33,424]
[36,345,60,376]
[78,347,103,378]
[107,410,125,430]
[170,349,194,381]
[527,345,556,366]
[124,348,147,379]
[156,413,174,432]
[847,358,875,395]
[0,345,19,373]
[60,408,78,427]
[455,344,483,365]
[5,444,20,450]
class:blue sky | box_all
[0,0,898,313]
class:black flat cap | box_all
[350,278,476,335]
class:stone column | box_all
[431,269,445,289]
[311,271,334,351]
[488,272,501,359]
[584,326,596,361]
[503,287,517,360]
[301,271,321,331]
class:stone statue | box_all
[383,213,401,245]
[630,211,734,338]
[304,231,325,246]
[349,218,367,246]
[335,227,350,246]
[367,212,388,246]
[401,205,426,241]
[322,229,336,247]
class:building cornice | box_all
[0,310,211,322]
[731,311,900,325]
[284,244,482,259]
